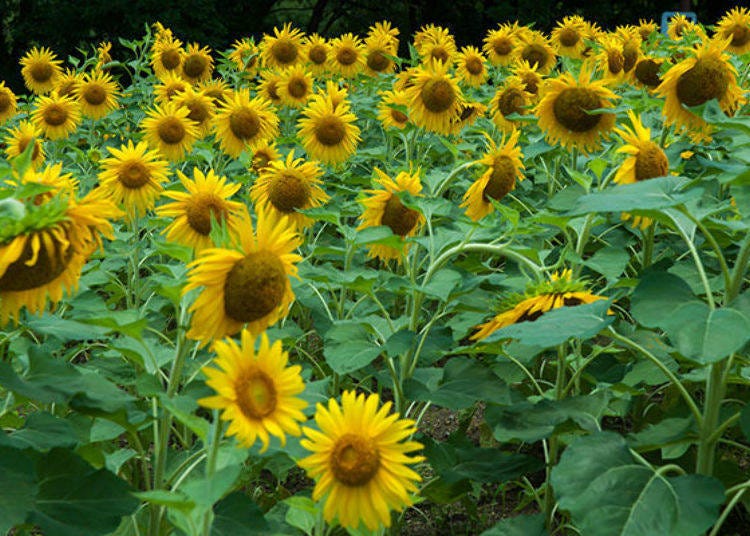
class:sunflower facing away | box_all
[490,77,532,132]
[378,89,410,130]
[461,130,525,222]
[357,168,424,262]
[183,207,302,346]
[261,23,305,70]
[0,82,17,124]
[140,100,199,161]
[298,95,360,165]
[97,140,171,219]
[455,46,488,87]
[76,69,120,119]
[535,66,618,153]
[470,269,608,341]
[20,47,63,94]
[31,93,82,140]
[4,120,46,169]
[199,330,307,452]
[405,60,464,135]
[251,151,329,229]
[298,390,424,531]
[213,90,279,158]
[158,167,245,252]
[715,7,750,55]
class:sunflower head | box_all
[516,32,557,75]
[638,19,659,42]
[212,89,280,158]
[229,38,260,76]
[415,25,457,65]
[367,20,400,51]
[277,66,314,108]
[181,43,214,83]
[20,46,63,94]
[490,76,532,132]
[150,33,184,78]
[512,60,544,98]
[262,23,305,69]
[140,100,200,161]
[173,85,215,137]
[4,120,45,169]
[251,142,282,173]
[0,81,18,124]
[633,57,663,89]
[363,34,397,76]
[31,93,82,141]
[198,78,232,106]
[76,69,120,119]
[302,34,330,75]
[154,71,189,104]
[297,95,361,165]
[329,33,366,77]
[483,24,517,66]
[455,46,488,87]
[404,60,464,135]
[552,15,587,59]
[378,89,410,130]
[258,70,283,105]
[716,7,750,54]
[54,69,83,98]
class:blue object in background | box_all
[661,11,698,35]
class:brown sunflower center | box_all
[0,228,74,292]
[314,116,346,146]
[43,104,68,126]
[673,22,688,37]
[253,151,273,170]
[223,251,287,323]
[430,47,450,63]
[552,87,603,132]
[381,195,419,236]
[186,101,209,125]
[30,62,54,83]
[330,433,380,487]
[185,195,227,235]
[160,49,181,70]
[622,43,639,72]
[271,40,298,65]
[607,50,624,74]
[635,59,661,87]
[268,173,310,212]
[183,54,208,79]
[265,81,281,101]
[287,77,308,99]
[482,156,517,201]
[493,38,513,56]
[366,50,390,72]
[635,143,669,181]
[0,92,11,113]
[204,88,227,105]
[521,73,539,95]
[676,57,730,107]
[18,137,41,161]
[420,79,456,113]
[465,56,484,75]
[235,370,277,419]
[57,80,77,97]
[82,84,107,106]
[118,161,151,189]
[308,45,328,65]
[497,88,526,118]
[157,117,187,144]
[559,28,580,47]
[164,83,186,101]
[391,108,408,124]
[229,109,260,140]
[336,47,358,66]
[728,24,750,47]
[521,44,550,70]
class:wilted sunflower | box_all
[298,96,360,165]
[716,7,750,55]
[54,69,83,98]
[251,141,282,174]
[153,71,189,104]
[31,93,81,140]
[470,269,609,341]
[535,66,618,153]
[490,77,532,132]
[251,151,329,229]
[363,34,397,76]
[150,33,184,79]
[329,33,366,78]
[183,207,302,345]
[4,120,45,169]
[378,89,410,130]
[302,34,330,75]
[261,23,305,70]
[551,15,588,59]
[633,57,663,90]
[173,85,215,137]
[0,82,17,123]
[298,390,424,531]
[20,46,62,94]
[228,38,260,77]
[615,27,642,77]
[76,70,120,119]
[199,330,307,452]
[97,140,171,218]
[405,60,464,135]
[140,100,199,161]
[257,70,284,106]
[157,167,245,252]
[181,43,214,84]
[483,25,517,66]
[213,89,279,158]
[656,39,744,142]
[277,66,315,108]
[461,130,525,221]
[357,168,424,262]
[455,46,488,87]
[512,60,544,99]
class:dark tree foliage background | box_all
[0,0,746,91]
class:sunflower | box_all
[150,34,184,79]
[0,82,17,124]
[31,93,81,140]
[257,70,283,106]
[512,60,544,99]
[54,69,83,98]
[298,96,360,165]
[535,66,618,153]
[317,81,349,111]
[470,269,608,341]
[415,25,456,65]
[157,167,245,251]
[298,390,424,531]
[515,33,557,75]
[251,141,282,174]
[3,120,45,169]
[633,57,663,90]
[153,72,189,104]
[277,66,315,108]
[261,23,305,70]
[594,37,627,86]
[715,7,750,55]
[228,38,260,77]
[183,207,302,345]
[405,60,464,135]
[20,47,62,94]
[667,14,704,41]
[483,25,517,66]
[450,101,487,134]
[213,89,279,158]
[198,78,231,106]
[363,34,397,76]
[250,151,329,229]
[302,34,330,75]
[367,20,400,52]
[378,89,410,130]
[96,41,113,69]
[357,168,424,262]
[140,100,199,161]
[615,28,642,77]
[329,33,366,78]
[455,46,488,87]
[76,70,119,119]
[656,39,744,142]
[461,130,525,221]
[173,85,215,137]
[638,19,659,42]
[490,77,532,132]
[199,330,307,452]
[551,15,588,59]
[97,140,171,218]
[181,43,214,84]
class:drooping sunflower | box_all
[378,89,410,130]
[3,120,45,169]
[173,85,215,137]
[328,33,366,78]
[97,140,171,218]
[515,33,558,75]
[140,100,199,161]
[551,15,588,59]
[633,56,663,90]
[0,81,17,124]
[302,34,330,75]
[638,19,659,42]
[297,96,360,165]
[367,20,400,52]
[535,66,618,153]
[455,46,488,87]
[715,7,750,55]
[656,39,744,142]
[512,60,544,100]
[461,130,525,221]
[250,151,329,229]
[54,69,83,98]
[404,60,464,135]
[450,101,487,134]
[667,14,704,41]
[183,207,302,346]
[261,23,305,70]
[95,41,113,69]
[483,25,517,66]
[594,37,627,86]
[198,78,231,106]
[470,269,609,341]
[277,66,315,108]
[298,390,424,531]
[181,43,214,84]
[415,25,456,65]
[76,70,120,120]
[615,27,642,77]
[363,34,397,76]
[157,167,245,252]
[257,70,284,106]
[228,38,260,78]
[153,71,189,104]
[213,89,280,158]
[357,168,424,262]
[490,76,532,132]
[199,330,307,452]
[20,46,63,94]
[150,33,184,79]
[31,93,82,140]
[250,141,282,174]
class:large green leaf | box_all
[323,321,382,374]
[0,446,37,534]
[480,514,547,536]
[630,272,697,329]
[0,412,78,451]
[211,492,269,536]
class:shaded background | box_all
[0,0,747,92]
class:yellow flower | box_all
[257,70,284,106]
[0,82,18,124]
[298,391,424,531]
[415,24,456,65]
[490,76,532,132]
[404,60,464,135]
[367,20,400,52]
[261,23,305,70]
[54,68,83,98]
[297,95,360,165]
[483,25,517,66]
[363,34,397,76]
[3,120,45,169]
[378,89,410,130]
[328,33,366,78]
[515,32,557,75]
[181,43,214,84]
[172,85,215,137]
[197,78,231,106]
[140,100,199,161]
[277,65,315,108]
[512,60,544,99]
[31,93,81,140]
[199,330,307,452]
[551,15,588,59]
[150,33,184,79]
[228,38,260,77]
[153,71,189,104]
[212,89,279,158]
[251,141,282,174]
[302,34,330,75]
[96,41,112,68]
[667,14,705,41]
[638,19,659,42]
[715,7,750,55]
[76,70,120,119]
[455,46,488,87]
[593,37,627,86]
[20,46,62,94]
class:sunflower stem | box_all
[201,410,223,536]
[641,222,655,269]
[433,160,480,197]
[680,207,732,303]
[666,208,715,309]
[544,344,568,530]
[728,232,750,302]
[696,361,727,476]
[128,214,142,310]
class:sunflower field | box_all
[1,8,750,535]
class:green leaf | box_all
[671,475,726,536]
[0,412,78,451]
[420,477,472,504]
[630,272,697,329]
[584,247,631,282]
[284,496,318,534]
[667,304,750,364]
[480,514,547,536]
[133,489,195,510]
[0,446,37,534]
[627,417,696,451]
[211,492,268,536]
[323,321,382,375]
[419,268,462,301]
